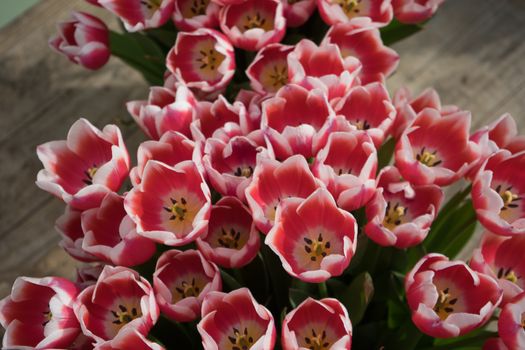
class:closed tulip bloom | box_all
[36,118,130,210]
[75,266,159,344]
[405,254,502,338]
[198,288,276,350]
[392,0,444,24]
[266,188,358,283]
[0,276,80,349]
[49,11,110,70]
[153,249,222,322]
[98,0,174,31]
[197,197,261,269]
[282,298,352,350]
[56,205,99,262]
[283,0,316,27]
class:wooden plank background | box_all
[0,0,524,306]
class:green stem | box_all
[318,282,328,298]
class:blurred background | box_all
[0,0,524,301]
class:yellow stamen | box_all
[433,288,458,320]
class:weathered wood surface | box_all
[0,0,524,303]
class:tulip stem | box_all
[318,282,328,298]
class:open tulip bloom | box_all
[10,0,523,348]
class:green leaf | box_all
[380,19,424,46]
[377,137,396,170]
[289,288,310,308]
[387,299,408,329]
[339,272,374,325]
[220,269,243,291]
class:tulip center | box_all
[234,165,254,178]
[164,197,188,221]
[228,327,255,350]
[304,233,331,262]
[111,304,141,325]
[83,165,98,185]
[175,278,201,299]
[383,202,407,230]
[268,64,288,89]
[495,185,521,213]
[141,0,162,15]
[497,267,520,284]
[416,147,442,167]
[350,119,371,130]
[334,0,363,17]
[195,44,226,79]
[304,328,330,350]
[433,287,458,320]
[42,309,52,327]
[218,227,243,249]
[242,12,272,31]
[184,0,209,17]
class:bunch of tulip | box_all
[3,0,525,349]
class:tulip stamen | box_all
[111,304,140,325]
[337,167,352,176]
[495,185,521,211]
[175,278,201,298]
[218,227,242,249]
[268,64,288,89]
[190,0,208,16]
[497,267,520,284]
[141,0,162,11]
[416,147,442,167]
[42,310,52,327]
[164,197,188,221]
[234,165,254,178]
[334,0,363,17]
[304,233,331,262]
[351,119,371,130]
[304,328,330,350]
[243,12,267,31]
[228,327,255,350]
[383,201,407,230]
[433,287,458,320]
[83,164,98,185]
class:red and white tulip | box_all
[98,0,174,31]
[246,43,294,95]
[282,0,317,27]
[392,0,445,24]
[173,0,221,31]
[498,292,525,350]
[317,0,393,27]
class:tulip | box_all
[125,160,211,246]
[198,288,276,350]
[197,197,261,268]
[282,298,352,350]
[36,118,130,210]
[283,0,316,27]
[49,11,110,70]
[392,0,445,24]
[56,205,99,262]
[98,0,174,31]
[266,188,358,283]
[173,0,221,31]
[317,0,393,26]
[498,292,525,350]
[246,43,294,94]
[97,328,165,349]
[0,276,80,349]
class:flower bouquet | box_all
[2,0,525,349]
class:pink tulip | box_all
[282,0,316,27]
[333,82,396,147]
[126,86,196,140]
[0,276,80,349]
[173,0,221,31]
[405,254,502,338]
[49,11,110,70]
[235,89,268,130]
[219,0,286,51]
[125,160,211,246]
[471,232,525,304]
[36,118,130,210]
[245,155,321,233]
[392,0,445,24]
[266,188,357,283]
[394,108,480,186]
[282,298,352,350]
[365,166,443,248]
[317,0,393,27]
[76,264,104,290]
[153,249,222,322]
[198,288,276,350]
[202,135,265,199]
[261,83,335,160]
[75,266,159,344]
[472,150,525,236]
[81,192,157,267]
[246,43,294,94]
[129,131,195,186]
[197,197,261,268]
[322,22,399,84]
[498,292,525,350]
[56,205,99,262]
[312,131,378,212]
[98,0,174,31]
[97,328,164,349]
[167,29,236,93]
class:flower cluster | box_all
[6,0,525,349]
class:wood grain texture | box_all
[0,0,524,306]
